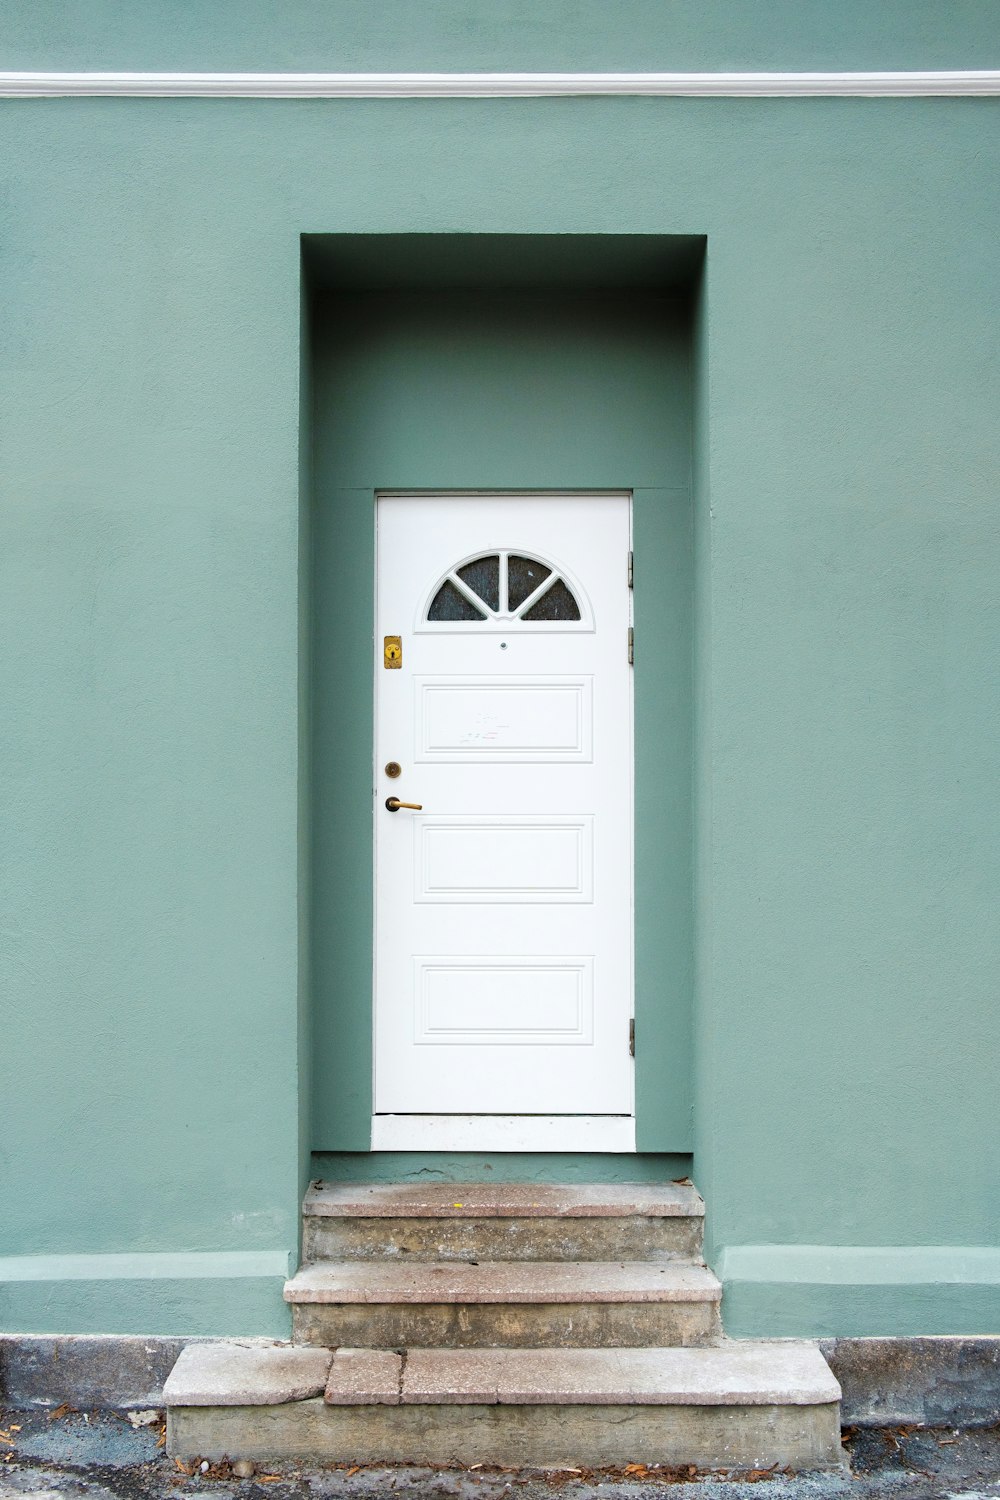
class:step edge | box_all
[339,1342,841,1409]
[162,1342,334,1407]
[163,1387,845,1410]
[388,1392,842,1408]
[284,1263,723,1305]
[286,1289,722,1305]
[162,1341,841,1411]
[303,1184,705,1219]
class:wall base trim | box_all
[716,1246,1000,1339]
[717,1245,1000,1286]
[0,1251,292,1282]
[0,1253,294,1338]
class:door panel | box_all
[374,494,632,1118]
[416,816,594,904]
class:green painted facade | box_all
[2,2,998,1340]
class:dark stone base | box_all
[5,1333,1000,1428]
[1,1334,202,1410]
[822,1336,1000,1427]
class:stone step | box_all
[303,1180,705,1262]
[166,1339,843,1471]
[285,1260,722,1348]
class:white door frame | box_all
[371,491,635,1154]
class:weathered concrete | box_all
[305,1181,704,1217]
[303,1181,705,1265]
[162,1343,332,1406]
[823,1335,1000,1427]
[292,1297,721,1349]
[303,1213,704,1263]
[168,1396,843,1469]
[323,1349,402,1405]
[9,1331,999,1431]
[5,1332,995,1422]
[287,1255,721,1348]
[397,1343,841,1406]
[285,1260,721,1303]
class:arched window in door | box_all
[426,552,585,624]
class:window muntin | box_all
[425,551,585,627]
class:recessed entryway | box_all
[304,234,701,1161]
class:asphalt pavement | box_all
[3,1408,1000,1500]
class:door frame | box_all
[370,491,636,1153]
[308,486,692,1152]
[310,480,693,1153]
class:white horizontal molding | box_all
[717,1244,1000,1286]
[0,1249,292,1281]
[2,70,1000,99]
[371,1113,636,1152]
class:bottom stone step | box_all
[165,1340,843,1471]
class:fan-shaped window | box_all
[426,552,583,624]
[427,577,487,621]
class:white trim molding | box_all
[1,70,999,99]
[371,1114,636,1152]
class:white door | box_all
[373,494,633,1152]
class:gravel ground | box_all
[3,1409,1000,1500]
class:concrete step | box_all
[285,1260,722,1348]
[303,1180,704,1262]
[166,1338,843,1470]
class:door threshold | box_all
[371,1115,636,1152]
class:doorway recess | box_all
[301,233,703,1175]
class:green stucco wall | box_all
[4,0,1000,72]
[1,1,998,1336]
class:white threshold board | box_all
[371,1114,636,1152]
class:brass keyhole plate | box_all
[384,635,402,669]
[385,761,402,779]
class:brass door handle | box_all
[385,797,423,812]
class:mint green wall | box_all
[314,1155,692,1186]
[4,0,999,71]
[1,2,998,1335]
[310,286,695,1154]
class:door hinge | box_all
[627,626,634,665]
[627,550,633,589]
[629,1018,635,1057]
